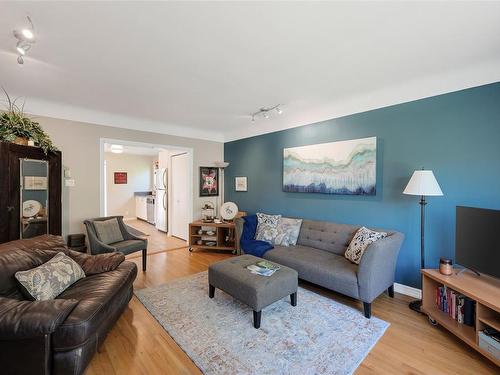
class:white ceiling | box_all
[1,2,499,143]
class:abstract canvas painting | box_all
[283,137,377,195]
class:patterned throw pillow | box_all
[274,218,303,247]
[255,213,282,243]
[344,227,387,264]
[15,252,86,301]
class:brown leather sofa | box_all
[0,235,137,375]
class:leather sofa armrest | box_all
[357,232,405,303]
[67,250,125,275]
[0,297,78,339]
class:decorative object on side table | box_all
[403,169,443,313]
[220,202,238,221]
[283,136,377,195]
[201,201,215,223]
[439,257,453,276]
[199,166,219,197]
[235,176,247,191]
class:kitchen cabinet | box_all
[135,196,148,221]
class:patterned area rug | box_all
[135,272,389,375]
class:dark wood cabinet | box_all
[0,142,62,244]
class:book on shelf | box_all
[436,286,475,327]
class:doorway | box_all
[99,138,193,248]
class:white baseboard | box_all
[394,283,421,299]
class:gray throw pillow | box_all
[94,218,124,244]
[255,213,282,243]
[345,227,387,264]
[15,252,86,301]
[274,218,303,246]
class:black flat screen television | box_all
[456,206,500,279]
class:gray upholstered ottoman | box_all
[208,254,298,328]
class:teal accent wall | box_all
[224,82,500,288]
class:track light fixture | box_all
[251,104,283,122]
[13,16,36,65]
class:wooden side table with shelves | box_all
[422,269,500,366]
[188,220,237,254]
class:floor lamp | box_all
[403,169,443,313]
[214,161,229,218]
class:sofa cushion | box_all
[52,261,137,351]
[297,220,359,255]
[263,245,360,299]
[93,218,124,245]
[15,252,86,301]
[274,218,303,247]
[345,227,387,264]
[255,213,281,243]
[111,240,145,255]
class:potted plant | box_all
[0,89,58,154]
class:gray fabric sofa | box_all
[235,218,404,318]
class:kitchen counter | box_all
[134,191,153,196]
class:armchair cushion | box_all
[110,240,146,255]
[15,252,85,301]
[0,297,78,339]
[93,218,124,245]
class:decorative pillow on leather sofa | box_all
[93,218,124,244]
[274,218,303,246]
[345,227,387,264]
[15,252,86,301]
[255,213,281,243]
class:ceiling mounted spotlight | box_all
[13,16,36,64]
[251,104,283,122]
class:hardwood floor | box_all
[86,248,498,375]
[125,219,188,257]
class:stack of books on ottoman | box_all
[247,261,280,277]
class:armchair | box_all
[84,216,148,271]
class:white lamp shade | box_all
[403,170,443,196]
[214,161,229,168]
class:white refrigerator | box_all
[155,168,168,232]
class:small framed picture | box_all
[200,167,219,196]
[235,176,247,192]
[114,172,128,184]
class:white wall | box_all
[105,152,156,219]
[38,116,223,236]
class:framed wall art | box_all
[235,176,247,192]
[200,167,219,196]
[114,172,128,184]
[283,136,376,195]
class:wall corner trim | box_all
[394,282,422,299]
